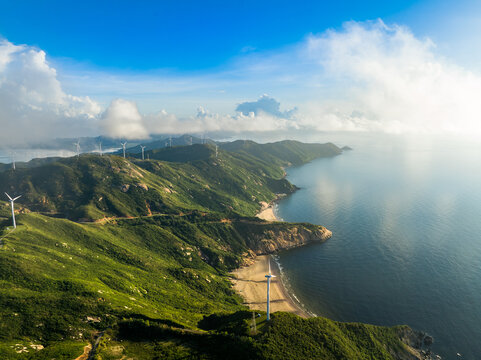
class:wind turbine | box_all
[5,193,21,229]
[10,152,16,170]
[74,141,80,158]
[140,145,146,160]
[265,258,276,321]
[99,141,103,156]
[121,142,127,159]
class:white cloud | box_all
[55,20,481,137]
[141,98,299,135]
[235,94,297,118]
[298,20,481,135]
[0,39,102,146]
[3,19,481,145]
[100,99,149,139]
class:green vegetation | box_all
[220,139,342,166]
[0,140,421,359]
[0,144,295,220]
[91,312,420,360]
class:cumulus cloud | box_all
[236,94,297,118]
[100,99,149,139]
[0,39,102,146]
[297,20,481,135]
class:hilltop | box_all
[0,140,426,359]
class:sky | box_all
[1,0,481,145]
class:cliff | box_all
[251,224,332,254]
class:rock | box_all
[86,316,101,323]
[137,183,148,191]
[423,335,434,346]
[250,225,332,255]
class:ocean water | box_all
[276,135,481,359]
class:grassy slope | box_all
[0,140,419,359]
[0,144,294,221]
[93,312,418,360]
[220,140,342,166]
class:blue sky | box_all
[0,0,423,70]
[1,0,481,143]
[3,0,479,70]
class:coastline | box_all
[231,254,310,318]
[235,196,314,318]
[256,201,279,222]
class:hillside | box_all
[90,312,424,360]
[220,140,342,166]
[0,157,62,173]
[0,211,422,360]
[0,144,294,221]
[0,140,426,359]
[123,134,214,155]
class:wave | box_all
[271,254,317,317]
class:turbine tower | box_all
[265,258,276,321]
[10,152,16,170]
[5,193,21,229]
[141,145,146,160]
[74,141,80,158]
[121,142,127,159]
[215,144,218,158]
[99,141,103,156]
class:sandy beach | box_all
[231,255,309,318]
[256,201,278,222]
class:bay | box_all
[276,135,481,359]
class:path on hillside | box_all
[86,331,105,360]
[77,212,271,226]
[74,343,91,360]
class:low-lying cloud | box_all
[101,99,149,139]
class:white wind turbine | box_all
[74,141,80,158]
[140,145,146,160]
[10,152,16,170]
[5,193,21,229]
[121,142,127,159]
[265,258,276,321]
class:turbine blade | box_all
[5,192,12,201]
[13,195,22,201]
[268,259,271,274]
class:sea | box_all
[274,134,481,360]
